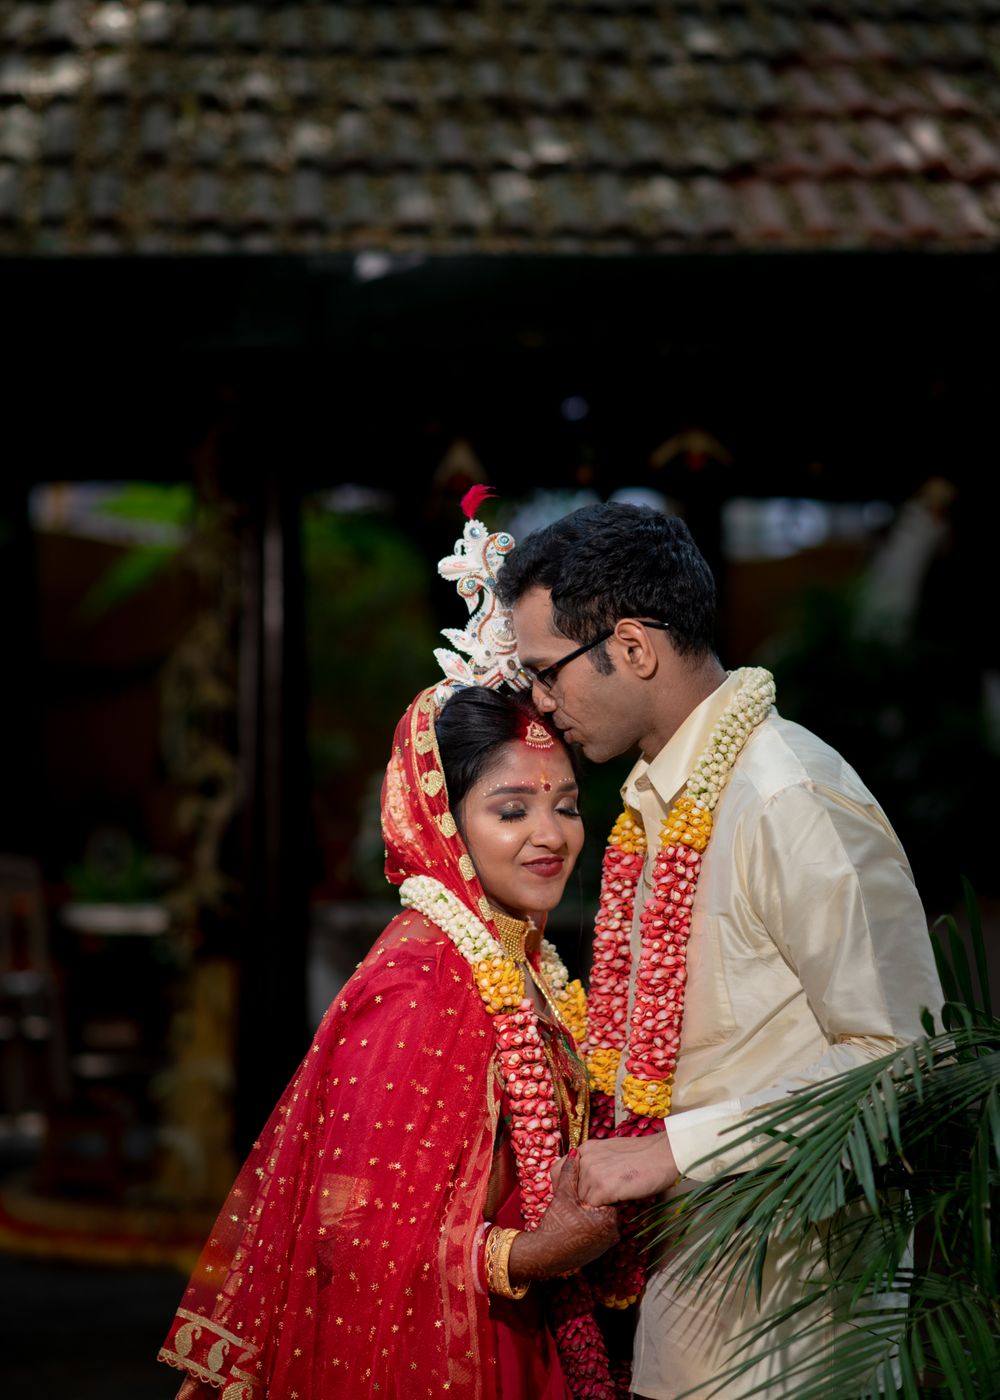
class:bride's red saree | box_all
[159,688,576,1398]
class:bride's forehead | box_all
[479,739,575,789]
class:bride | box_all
[160,503,622,1398]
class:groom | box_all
[496,502,942,1399]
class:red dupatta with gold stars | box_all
[159,688,524,1398]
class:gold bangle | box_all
[484,1226,529,1300]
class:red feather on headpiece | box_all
[460,485,496,519]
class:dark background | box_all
[3,0,1000,1390]
[1,250,997,1396]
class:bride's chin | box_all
[530,886,569,914]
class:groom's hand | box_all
[563,1135,680,1206]
[508,1151,619,1284]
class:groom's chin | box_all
[578,736,628,765]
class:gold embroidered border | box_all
[158,1349,261,1393]
[159,1309,260,1391]
[174,1308,254,1353]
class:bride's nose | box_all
[529,810,566,850]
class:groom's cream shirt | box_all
[615,668,941,1176]
[618,670,942,1398]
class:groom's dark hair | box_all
[495,503,717,669]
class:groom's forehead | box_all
[511,589,562,660]
[512,586,560,629]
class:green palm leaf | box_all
[639,886,1000,1400]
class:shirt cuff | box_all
[664,1098,757,1181]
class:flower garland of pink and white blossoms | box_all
[585,667,776,1311]
[400,875,617,1397]
[399,873,581,1226]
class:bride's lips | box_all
[522,857,565,879]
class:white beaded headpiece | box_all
[433,487,529,709]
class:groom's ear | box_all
[613,619,660,679]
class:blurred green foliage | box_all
[303,501,439,896]
[65,826,159,903]
[79,482,194,621]
[81,543,177,620]
[96,482,193,526]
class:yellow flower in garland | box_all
[622,1074,672,1118]
[555,978,588,1045]
[661,794,712,852]
[608,810,647,854]
[587,1048,621,1096]
[473,955,525,1014]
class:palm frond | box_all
[638,887,1000,1398]
[643,1033,997,1273]
[641,1025,1000,1396]
[669,1272,1000,1400]
[931,876,995,1032]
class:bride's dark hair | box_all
[435,686,580,810]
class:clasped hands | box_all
[555,1132,680,1207]
[507,1134,679,1286]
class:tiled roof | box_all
[2,0,1000,254]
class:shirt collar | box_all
[621,669,749,810]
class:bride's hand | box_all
[507,1150,619,1284]
[557,1133,680,1207]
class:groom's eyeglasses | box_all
[519,619,672,692]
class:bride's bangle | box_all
[484,1226,529,1300]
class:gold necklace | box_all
[490,907,532,964]
[489,906,590,1145]
[489,906,576,1042]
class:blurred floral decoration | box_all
[157,503,242,934]
[79,471,243,1203]
[758,477,998,916]
[76,474,242,929]
[154,468,242,1204]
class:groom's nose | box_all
[532,683,558,713]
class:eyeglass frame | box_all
[518,619,672,692]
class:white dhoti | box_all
[632,1208,909,1400]
[632,1227,834,1400]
